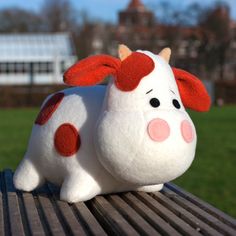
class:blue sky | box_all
[0,0,236,22]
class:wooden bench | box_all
[0,169,235,236]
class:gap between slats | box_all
[32,191,51,235]
[133,191,203,236]
[121,192,182,236]
[72,201,107,236]
[162,186,236,236]
[106,194,161,236]
[17,191,32,236]
[21,192,46,236]
[166,183,236,229]
[150,191,223,236]
[0,171,10,236]
[46,183,88,236]
[3,169,28,236]
[86,196,139,236]
[34,186,66,236]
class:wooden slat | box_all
[3,169,25,236]
[0,173,6,236]
[0,192,4,236]
[151,191,223,236]
[107,194,161,236]
[88,195,139,235]
[162,186,236,236]
[52,200,87,236]
[166,182,236,229]
[46,183,107,236]
[36,191,66,236]
[46,183,88,236]
[0,169,235,236]
[135,192,202,236]
[21,192,45,236]
[74,202,107,236]
[122,192,182,236]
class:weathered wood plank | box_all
[3,169,25,236]
[0,192,4,236]
[53,200,87,236]
[162,186,236,236]
[122,192,182,236]
[74,202,107,236]
[36,192,66,236]
[151,191,223,236]
[107,194,161,236]
[88,195,139,235]
[0,173,6,236]
[0,170,235,236]
[47,183,88,236]
[166,182,236,229]
[135,191,202,236]
[22,192,45,236]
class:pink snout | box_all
[181,120,194,143]
[148,118,170,142]
[147,118,194,143]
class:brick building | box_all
[81,0,236,102]
[116,0,236,82]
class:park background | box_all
[0,0,235,218]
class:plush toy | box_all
[13,45,211,203]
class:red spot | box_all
[54,123,81,157]
[115,52,155,91]
[35,92,64,125]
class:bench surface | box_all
[0,169,235,236]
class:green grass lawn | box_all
[0,106,236,217]
[0,108,38,169]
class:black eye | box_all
[150,98,160,108]
[173,99,181,109]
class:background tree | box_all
[0,8,43,32]
[40,0,78,32]
[198,3,231,80]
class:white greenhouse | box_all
[0,33,76,85]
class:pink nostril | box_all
[181,120,194,143]
[148,118,170,142]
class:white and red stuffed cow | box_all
[14,45,210,203]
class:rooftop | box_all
[127,0,147,11]
[0,33,75,62]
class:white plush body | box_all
[14,51,197,202]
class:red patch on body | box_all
[54,123,81,157]
[35,92,64,125]
[115,52,155,91]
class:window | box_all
[0,62,53,74]
[0,63,7,73]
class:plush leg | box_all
[13,158,45,192]
[136,184,164,193]
[60,173,100,203]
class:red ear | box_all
[63,55,121,86]
[172,68,211,112]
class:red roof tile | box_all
[127,0,146,11]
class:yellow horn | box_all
[159,48,171,63]
[118,44,132,61]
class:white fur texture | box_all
[14,51,197,202]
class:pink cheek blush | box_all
[181,120,194,143]
[148,118,170,142]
